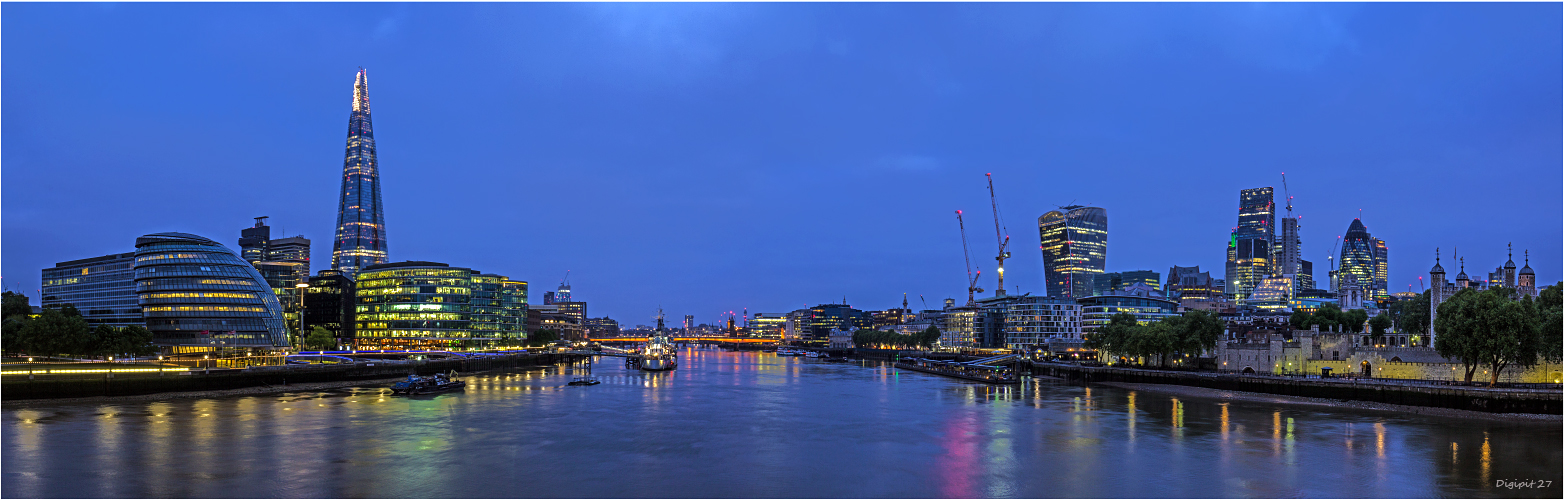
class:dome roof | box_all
[1430,262,1445,274]
[1521,251,1535,275]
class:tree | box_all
[304,326,337,351]
[1288,308,1312,330]
[2,292,32,354]
[1175,309,1225,357]
[121,325,158,357]
[1341,308,1369,334]
[1086,312,1141,364]
[20,308,90,357]
[528,329,560,347]
[1474,297,1540,386]
[1536,282,1563,364]
[1311,304,1344,331]
[1368,313,1392,342]
[1391,290,1431,344]
[915,325,941,348]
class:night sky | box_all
[3,3,1560,325]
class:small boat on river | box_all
[568,377,601,386]
[632,309,678,372]
[390,371,466,395]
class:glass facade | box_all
[1037,206,1108,298]
[133,233,289,350]
[1077,295,1179,337]
[41,252,142,328]
[356,262,478,349]
[1092,270,1160,296]
[1226,187,1275,304]
[941,306,981,348]
[1338,219,1388,299]
[332,68,390,276]
[1003,296,1081,349]
[304,269,355,348]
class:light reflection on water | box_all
[3,348,1561,499]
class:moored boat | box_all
[390,371,467,395]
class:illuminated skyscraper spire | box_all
[331,68,389,275]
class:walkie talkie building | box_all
[331,68,390,276]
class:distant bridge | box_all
[588,337,779,344]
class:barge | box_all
[894,354,1022,384]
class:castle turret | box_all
[1519,250,1536,297]
[1455,257,1469,290]
[1504,243,1517,290]
[1429,248,1446,342]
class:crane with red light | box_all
[986,173,1011,297]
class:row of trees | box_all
[852,325,941,349]
[2,291,158,359]
[1287,303,1394,338]
[492,329,560,347]
[1434,283,1562,386]
[1086,310,1225,367]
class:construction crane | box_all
[986,173,1011,297]
[1281,172,1293,218]
[955,210,984,304]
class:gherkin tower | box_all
[331,68,389,276]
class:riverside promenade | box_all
[1032,361,1563,414]
[1,352,583,400]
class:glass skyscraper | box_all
[1225,187,1275,304]
[1338,219,1388,299]
[40,252,142,327]
[133,232,289,351]
[331,68,389,276]
[1038,206,1108,298]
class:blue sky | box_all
[3,3,1560,324]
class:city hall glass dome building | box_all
[133,232,289,352]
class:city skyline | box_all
[3,3,1561,322]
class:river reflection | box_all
[3,348,1560,498]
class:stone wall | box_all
[1213,329,1563,383]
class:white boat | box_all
[805,351,823,358]
[636,309,678,372]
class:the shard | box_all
[331,68,389,276]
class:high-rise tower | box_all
[331,68,389,276]
[1338,219,1387,299]
[1225,187,1275,304]
[1038,206,1108,298]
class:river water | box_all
[3,348,1560,498]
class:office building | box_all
[133,232,289,351]
[40,252,142,327]
[332,68,390,276]
[1226,187,1275,304]
[584,317,621,338]
[555,301,586,324]
[749,313,786,339]
[1092,270,1159,296]
[501,279,529,340]
[1166,266,1222,300]
[1077,295,1180,337]
[941,305,982,348]
[1247,276,1295,312]
[1337,219,1388,299]
[1038,205,1108,298]
[1003,296,1081,350]
[303,269,355,349]
[975,295,1024,348]
[354,261,478,349]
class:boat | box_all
[777,348,801,356]
[633,309,678,372]
[390,371,467,395]
[567,377,601,386]
[805,350,823,358]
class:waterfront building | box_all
[974,295,1024,349]
[584,317,620,338]
[555,301,586,324]
[303,269,355,349]
[501,279,528,341]
[1225,187,1275,304]
[1337,219,1388,300]
[801,303,871,342]
[870,308,913,328]
[133,232,289,352]
[332,68,390,276]
[40,252,142,327]
[354,261,478,350]
[940,305,981,348]
[1077,295,1179,337]
[254,261,309,338]
[1003,296,1081,350]
[1038,205,1108,298]
[470,274,509,346]
[749,313,786,339]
